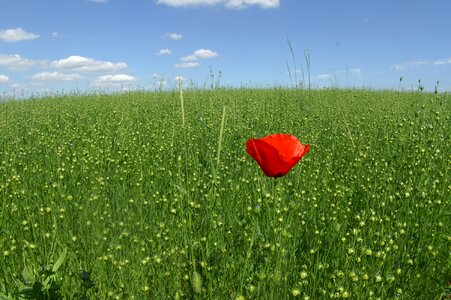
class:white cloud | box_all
[158,0,222,7]
[362,18,375,23]
[392,60,427,71]
[433,60,447,65]
[156,0,279,9]
[51,56,128,73]
[168,33,183,40]
[316,68,361,80]
[31,72,83,81]
[156,49,173,56]
[0,27,39,43]
[175,62,200,68]
[317,74,331,80]
[225,0,279,8]
[0,53,47,71]
[92,74,136,88]
[0,75,9,83]
[95,74,136,83]
[175,76,186,81]
[181,55,198,62]
[175,49,218,68]
[87,0,108,3]
[392,57,451,70]
[193,49,218,59]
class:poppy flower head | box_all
[246,134,310,177]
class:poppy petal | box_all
[247,138,283,177]
[246,134,310,177]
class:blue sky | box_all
[1,0,450,96]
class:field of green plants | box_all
[0,88,449,299]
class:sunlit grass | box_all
[0,88,449,299]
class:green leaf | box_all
[42,277,51,290]
[52,247,67,273]
[0,292,14,300]
[21,266,34,285]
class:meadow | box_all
[0,88,449,299]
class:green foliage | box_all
[14,248,66,299]
[0,89,449,299]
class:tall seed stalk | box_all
[217,106,226,165]
[179,78,185,126]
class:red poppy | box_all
[246,134,310,177]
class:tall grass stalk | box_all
[217,106,226,165]
[303,48,311,92]
[287,38,304,89]
[179,78,185,126]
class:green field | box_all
[0,88,449,299]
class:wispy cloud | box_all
[392,61,427,70]
[0,27,39,43]
[31,72,83,81]
[181,55,198,62]
[392,58,451,70]
[225,0,279,9]
[362,18,375,23]
[51,56,128,73]
[0,54,47,71]
[317,74,331,80]
[0,75,9,83]
[156,49,173,56]
[316,68,361,80]
[175,62,200,68]
[157,0,280,9]
[87,0,108,3]
[168,33,183,40]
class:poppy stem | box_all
[217,106,226,166]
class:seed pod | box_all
[191,271,202,294]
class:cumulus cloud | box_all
[95,74,136,83]
[51,56,128,73]
[175,48,218,68]
[0,27,39,42]
[156,49,173,56]
[193,49,218,59]
[0,53,47,71]
[156,0,279,9]
[92,74,136,88]
[168,33,182,40]
[175,62,200,68]
[31,72,83,81]
[0,75,9,83]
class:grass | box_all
[0,88,449,299]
